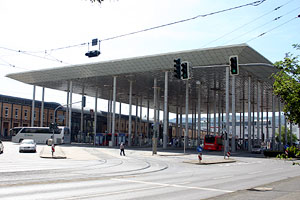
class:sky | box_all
[0,0,299,119]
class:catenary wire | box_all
[222,6,300,45]
[202,0,296,48]
[246,14,300,43]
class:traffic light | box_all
[82,96,86,107]
[181,61,190,80]
[173,58,181,79]
[85,50,100,58]
[229,56,239,75]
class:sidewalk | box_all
[39,145,67,159]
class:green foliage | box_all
[272,44,300,124]
[275,126,298,145]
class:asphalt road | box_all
[1,141,300,200]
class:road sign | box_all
[197,146,203,153]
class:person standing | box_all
[120,142,125,156]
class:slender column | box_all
[135,97,138,145]
[80,87,84,143]
[214,81,217,135]
[139,96,143,146]
[278,100,282,150]
[31,85,36,127]
[66,82,69,127]
[232,75,236,152]
[261,84,264,143]
[152,78,157,154]
[248,77,252,151]
[225,67,230,153]
[197,84,201,146]
[94,89,98,146]
[284,115,287,146]
[118,102,121,133]
[180,104,183,147]
[147,98,150,141]
[257,82,261,145]
[112,76,117,146]
[184,80,189,153]
[242,85,245,149]
[272,95,276,150]
[128,81,132,147]
[69,81,73,136]
[40,87,45,127]
[157,88,160,141]
[266,91,269,141]
[176,106,179,140]
[290,122,293,146]
[163,71,168,149]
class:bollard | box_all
[226,151,231,159]
[198,153,202,163]
[51,144,55,157]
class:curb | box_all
[183,158,236,165]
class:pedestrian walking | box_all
[120,142,125,156]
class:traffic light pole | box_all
[184,80,189,154]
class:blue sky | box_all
[0,0,299,116]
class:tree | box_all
[89,0,104,3]
[275,126,297,145]
[272,44,300,124]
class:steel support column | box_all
[152,78,158,154]
[184,80,189,154]
[225,67,230,154]
[272,95,276,150]
[94,89,98,146]
[128,81,132,147]
[232,75,236,152]
[197,83,201,147]
[248,77,252,151]
[112,76,117,146]
[163,71,168,149]
[69,81,73,136]
[31,85,36,127]
[40,87,45,127]
[80,87,84,143]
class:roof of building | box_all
[6,44,278,113]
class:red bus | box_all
[203,135,223,151]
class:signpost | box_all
[197,146,203,163]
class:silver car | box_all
[0,140,3,154]
[19,139,37,153]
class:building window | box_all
[15,108,19,118]
[5,107,9,117]
[24,110,28,120]
[50,113,53,121]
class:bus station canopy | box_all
[6,43,278,114]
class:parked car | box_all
[251,145,262,154]
[0,140,4,154]
[19,139,36,153]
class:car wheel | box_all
[19,139,23,143]
[19,150,22,153]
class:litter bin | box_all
[47,139,53,146]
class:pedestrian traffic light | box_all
[229,56,239,75]
[85,50,100,58]
[173,58,181,79]
[181,61,190,80]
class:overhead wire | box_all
[0,0,266,68]
[246,14,300,43]
[202,0,296,48]
[222,6,300,45]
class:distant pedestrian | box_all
[120,142,125,156]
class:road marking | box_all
[112,178,233,193]
[248,171,263,175]
[213,175,233,180]
[61,185,166,200]
[273,168,283,171]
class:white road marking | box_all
[112,178,233,193]
[61,185,166,200]
[248,171,263,175]
[213,175,233,180]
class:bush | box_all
[263,150,284,157]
